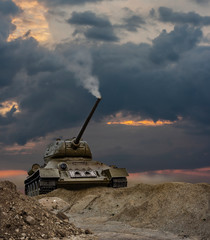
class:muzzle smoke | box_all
[65,48,101,98]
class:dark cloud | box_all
[0,37,61,88]
[0,2,22,81]
[0,19,88,144]
[67,11,111,27]
[192,0,210,5]
[158,7,210,26]
[67,10,146,41]
[38,0,107,6]
[90,25,210,131]
[149,25,202,64]
[67,11,118,42]
[122,15,145,32]
[0,0,21,16]
[84,26,118,41]
[0,0,21,41]
[1,20,210,146]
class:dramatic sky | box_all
[1,0,210,187]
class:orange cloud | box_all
[107,119,175,126]
[4,142,36,152]
[106,112,180,127]
[0,100,20,116]
[2,141,37,156]
[8,0,50,43]
[0,170,27,178]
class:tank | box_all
[24,98,128,196]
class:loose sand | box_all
[37,182,210,240]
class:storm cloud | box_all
[0,0,21,41]
[68,11,146,40]
[121,15,146,32]
[158,7,210,26]
[0,7,84,144]
[149,25,202,63]
[192,0,210,5]
[68,11,111,27]
[1,18,210,145]
[0,0,20,16]
[67,11,118,42]
[90,25,210,129]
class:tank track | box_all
[25,171,58,196]
[111,177,127,188]
[25,179,57,196]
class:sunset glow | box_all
[107,119,175,126]
[0,101,20,116]
[129,167,210,180]
[154,167,210,177]
[4,141,37,155]
[106,112,179,127]
[8,0,50,42]
[0,170,27,178]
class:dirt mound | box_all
[0,181,96,240]
[40,182,210,240]
[114,183,210,239]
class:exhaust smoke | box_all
[65,48,101,98]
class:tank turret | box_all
[24,98,128,196]
[44,98,101,161]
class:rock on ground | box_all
[0,181,97,240]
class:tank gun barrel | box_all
[74,98,101,146]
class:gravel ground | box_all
[0,181,97,240]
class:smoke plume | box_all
[65,48,101,98]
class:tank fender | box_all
[102,168,129,179]
[39,168,60,178]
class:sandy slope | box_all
[38,182,210,240]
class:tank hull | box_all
[24,159,128,196]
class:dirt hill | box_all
[0,181,96,240]
[1,180,209,240]
[38,182,210,240]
